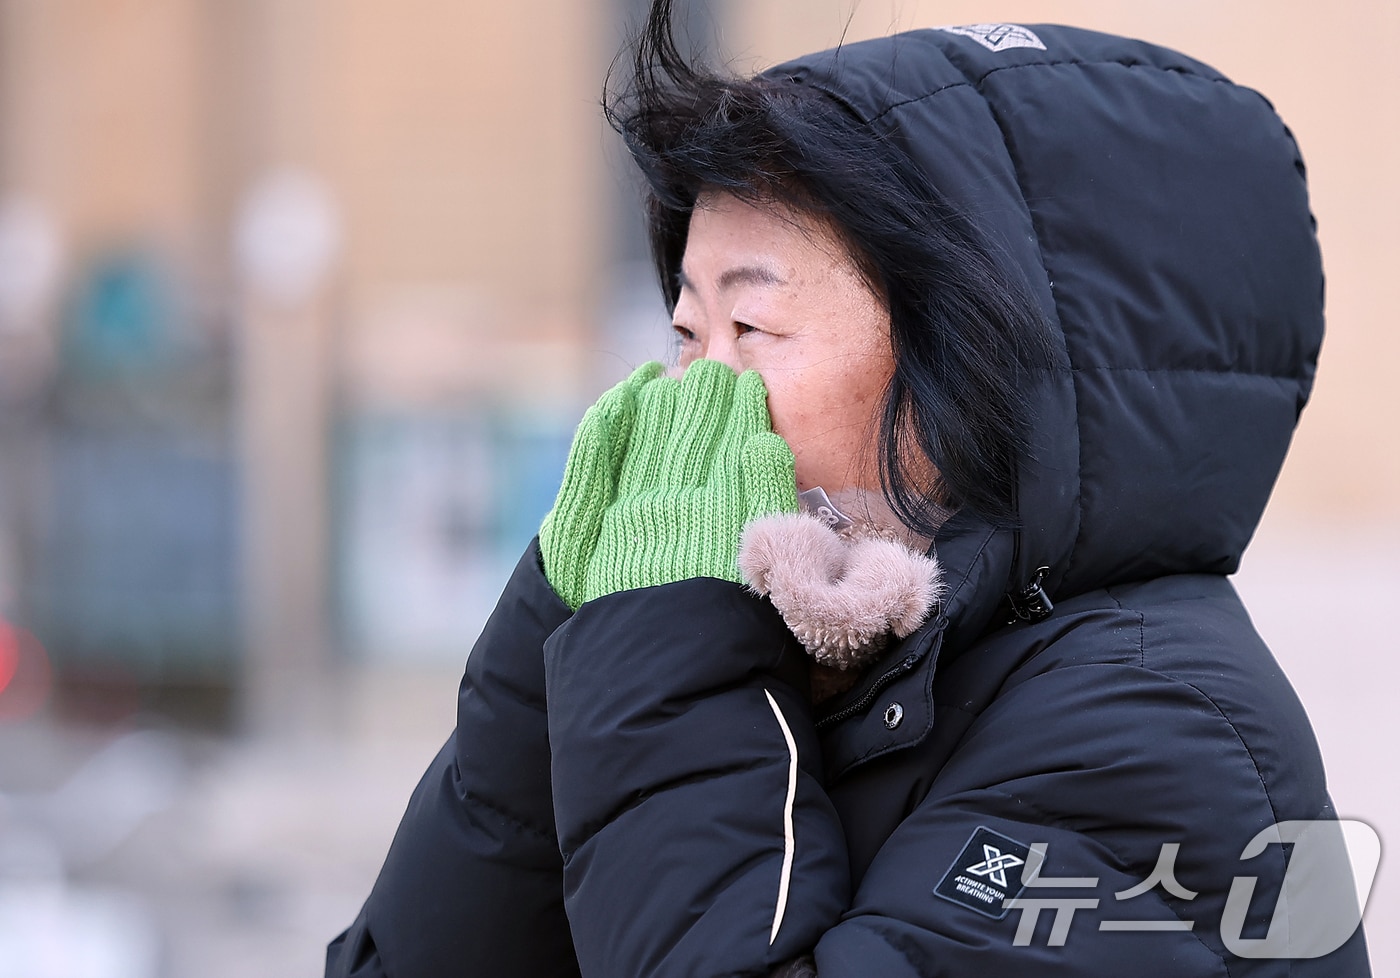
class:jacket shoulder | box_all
[994,574,1329,822]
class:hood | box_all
[768,24,1323,645]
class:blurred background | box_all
[0,1,1394,975]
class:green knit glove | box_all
[539,359,799,610]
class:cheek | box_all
[760,356,891,489]
[748,368,781,430]
[752,373,813,470]
[752,372,804,444]
[764,390,819,490]
[759,373,846,482]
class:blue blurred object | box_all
[26,244,239,689]
[29,429,240,682]
[333,408,571,664]
[488,413,573,551]
[60,249,178,377]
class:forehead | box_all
[682,192,858,286]
[676,192,891,352]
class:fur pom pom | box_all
[738,511,944,670]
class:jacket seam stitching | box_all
[1103,586,1146,667]
[462,787,557,844]
[931,699,977,718]
[1123,670,1267,978]
[1158,671,1284,832]
[1015,660,1285,830]
[1033,659,1282,978]
[954,67,1085,591]
[867,58,1230,122]
[938,527,997,617]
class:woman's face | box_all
[672,192,894,494]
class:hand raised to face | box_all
[539,359,799,611]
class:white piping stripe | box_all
[764,689,798,946]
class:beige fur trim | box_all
[738,511,944,670]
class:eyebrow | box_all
[676,263,787,294]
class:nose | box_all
[697,335,742,374]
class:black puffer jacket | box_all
[327,24,1370,978]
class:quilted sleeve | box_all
[544,577,851,978]
[326,539,581,978]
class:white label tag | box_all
[934,24,1047,52]
[799,487,853,532]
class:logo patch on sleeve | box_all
[935,827,1032,919]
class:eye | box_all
[672,323,697,343]
[735,322,757,336]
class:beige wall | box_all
[321,0,611,408]
[7,0,1389,514]
[0,0,618,725]
[0,0,613,405]
[0,0,206,251]
[729,1,1400,522]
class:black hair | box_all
[605,0,1059,531]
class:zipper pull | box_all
[1007,566,1054,623]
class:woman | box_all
[327,3,1371,975]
